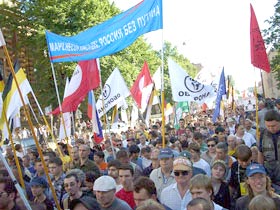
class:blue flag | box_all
[212,68,226,123]
[46,0,163,63]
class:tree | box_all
[264,1,280,88]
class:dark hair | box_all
[117,164,134,176]
[107,159,122,169]
[134,176,156,196]
[215,126,225,134]
[0,178,17,195]
[236,145,252,161]
[94,151,105,159]
[49,157,63,166]
[206,137,218,144]
[14,144,22,151]
[141,147,151,154]
[116,149,129,159]
[265,110,280,122]
[189,142,200,153]
[129,145,140,154]
[193,132,203,140]
[85,171,100,183]
[65,172,79,183]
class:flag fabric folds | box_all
[174,101,189,129]
[0,29,6,47]
[59,78,71,140]
[96,68,130,117]
[0,60,32,140]
[51,59,100,115]
[250,4,270,73]
[212,68,226,123]
[88,90,103,144]
[131,61,153,112]
[46,0,163,63]
[168,58,215,104]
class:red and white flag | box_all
[130,61,153,112]
[250,4,270,73]
[51,59,100,114]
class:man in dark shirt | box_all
[78,144,100,176]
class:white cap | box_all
[93,176,116,191]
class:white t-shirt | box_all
[193,158,211,177]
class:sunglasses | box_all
[116,144,122,146]
[207,144,216,147]
[174,171,189,176]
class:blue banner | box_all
[212,68,226,123]
[45,0,163,63]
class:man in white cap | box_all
[93,175,132,210]
[160,157,193,210]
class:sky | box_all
[112,0,277,91]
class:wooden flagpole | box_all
[2,40,62,210]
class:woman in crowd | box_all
[211,160,230,209]
[235,163,280,210]
[201,137,218,165]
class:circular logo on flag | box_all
[102,84,111,100]
[184,76,204,93]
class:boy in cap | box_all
[160,157,193,210]
[30,176,54,210]
[94,175,132,210]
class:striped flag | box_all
[88,90,103,144]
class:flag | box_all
[45,0,163,62]
[250,4,270,72]
[96,68,130,117]
[111,105,119,124]
[0,60,32,140]
[59,78,71,140]
[0,29,6,47]
[152,67,161,105]
[51,59,100,115]
[131,61,153,112]
[144,84,155,126]
[88,90,103,144]
[0,73,4,119]
[174,102,189,129]
[130,103,139,127]
[212,68,226,123]
[168,58,215,104]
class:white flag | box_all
[168,58,215,104]
[0,29,6,47]
[96,68,130,117]
[59,78,71,140]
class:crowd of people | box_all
[1,98,280,210]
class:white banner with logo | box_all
[168,58,215,104]
[96,68,130,117]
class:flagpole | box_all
[2,41,62,210]
[98,64,115,159]
[2,110,26,190]
[160,30,165,148]
[0,152,32,210]
[260,70,266,98]
[50,62,72,158]
[30,90,65,160]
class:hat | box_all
[69,196,100,210]
[246,163,267,177]
[158,148,174,159]
[179,150,192,159]
[93,176,116,192]
[30,177,48,188]
[173,157,192,171]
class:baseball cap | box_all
[30,177,48,188]
[93,176,116,191]
[69,196,100,210]
[179,150,192,159]
[173,157,192,171]
[246,163,267,177]
[158,148,174,159]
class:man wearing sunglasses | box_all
[159,157,193,210]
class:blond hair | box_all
[248,194,276,210]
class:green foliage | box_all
[0,0,199,116]
[264,1,280,88]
